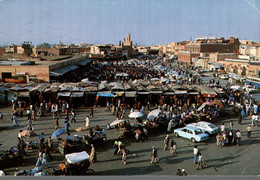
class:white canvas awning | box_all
[125,91,137,97]
[163,92,175,95]
[65,151,89,164]
[71,92,84,98]
[58,92,71,97]
[174,90,187,94]
[137,92,150,95]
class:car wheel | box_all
[175,133,179,137]
[191,138,196,143]
[205,131,210,135]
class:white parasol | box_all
[147,109,161,120]
[110,119,125,126]
[128,112,144,119]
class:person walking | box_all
[89,106,94,117]
[47,136,53,151]
[85,116,90,128]
[105,101,110,111]
[70,108,76,123]
[176,169,182,176]
[64,119,70,133]
[151,146,159,164]
[241,108,246,121]
[39,132,45,146]
[193,145,199,164]
[164,134,170,151]
[18,138,26,157]
[44,142,53,160]
[238,113,242,125]
[229,121,233,130]
[31,109,36,121]
[13,114,18,127]
[55,118,59,130]
[252,114,258,126]
[220,123,225,133]
[36,150,43,167]
[143,127,148,140]
[236,130,242,146]
[0,112,4,122]
[247,124,252,138]
[41,153,50,169]
[173,142,177,155]
[27,118,33,130]
[196,153,204,170]
[170,140,174,155]
[122,147,128,165]
[227,130,233,145]
[89,144,97,163]
[113,140,119,155]
[216,133,222,148]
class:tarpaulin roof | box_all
[44,87,60,93]
[98,83,110,91]
[58,92,71,97]
[17,91,30,97]
[77,59,92,66]
[50,65,79,77]
[65,151,90,164]
[97,91,114,97]
[71,92,84,98]
[194,85,216,95]
[0,86,7,92]
[30,83,50,93]
[123,84,136,91]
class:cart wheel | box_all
[86,169,95,175]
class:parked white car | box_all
[186,121,219,135]
[174,126,209,143]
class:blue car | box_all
[174,126,209,143]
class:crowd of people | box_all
[0,57,259,176]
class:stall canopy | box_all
[17,91,30,97]
[71,92,84,98]
[30,83,50,93]
[50,65,79,77]
[125,91,137,97]
[77,59,92,66]
[57,92,71,97]
[65,151,90,164]
[97,91,114,97]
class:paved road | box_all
[0,104,260,176]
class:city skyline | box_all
[0,0,260,45]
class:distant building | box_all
[185,37,240,54]
[218,59,260,77]
[5,45,17,53]
[0,55,89,83]
[159,41,187,57]
[0,48,5,55]
[17,44,33,56]
[239,40,260,60]
[122,34,134,58]
[178,51,200,64]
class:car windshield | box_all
[208,124,216,128]
[195,129,203,135]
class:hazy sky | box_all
[0,0,260,45]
